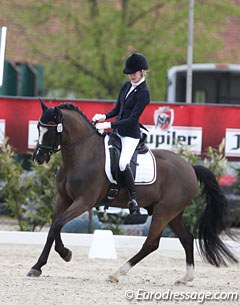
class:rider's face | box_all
[128,71,143,83]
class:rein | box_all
[34,107,100,162]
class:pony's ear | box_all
[39,98,48,112]
[53,106,63,122]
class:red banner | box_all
[1,97,240,159]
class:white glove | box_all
[92,113,106,123]
[96,122,111,131]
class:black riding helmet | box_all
[123,53,149,74]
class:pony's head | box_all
[32,99,63,165]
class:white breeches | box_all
[117,134,140,171]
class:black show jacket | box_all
[105,81,150,139]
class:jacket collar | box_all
[131,76,146,87]
[126,80,147,91]
[124,80,147,101]
[136,80,147,90]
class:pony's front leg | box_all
[27,192,72,277]
[27,225,55,277]
[52,213,73,262]
[52,199,89,262]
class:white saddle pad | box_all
[104,135,157,185]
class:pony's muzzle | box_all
[32,148,50,165]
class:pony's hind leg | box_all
[169,214,194,285]
[109,217,164,283]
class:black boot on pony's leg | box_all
[122,164,141,216]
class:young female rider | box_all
[92,53,150,215]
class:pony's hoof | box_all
[27,268,42,277]
[108,274,119,283]
[63,249,72,262]
[175,279,185,286]
[175,276,193,286]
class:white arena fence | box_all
[0,231,240,254]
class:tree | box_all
[2,0,240,101]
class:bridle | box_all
[33,107,64,162]
[33,103,98,163]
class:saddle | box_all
[104,130,151,203]
[108,131,148,187]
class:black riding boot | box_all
[123,164,141,216]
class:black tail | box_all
[193,165,238,267]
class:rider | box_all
[92,53,150,216]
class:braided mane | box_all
[58,103,100,134]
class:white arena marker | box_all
[88,230,117,259]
